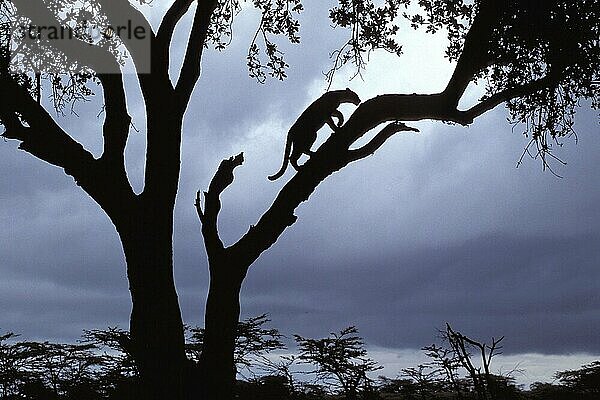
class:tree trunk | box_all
[118,208,188,400]
[199,255,247,399]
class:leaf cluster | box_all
[408,0,599,172]
[327,0,410,83]
[294,326,382,397]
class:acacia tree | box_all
[0,0,598,399]
[294,327,382,399]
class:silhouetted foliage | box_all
[0,331,109,399]
[186,314,285,377]
[421,341,466,397]
[80,328,140,400]
[406,0,600,172]
[442,324,505,400]
[399,364,445,399]
[294,327,382,400]
[555,361,600,398]
[2,324,600,399]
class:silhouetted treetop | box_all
[556,361,600,395]
[294,327,382,399]
[406,0,599,169]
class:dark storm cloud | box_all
[240,231,600,354]
[162,1,348,144]
[0,141,74,198]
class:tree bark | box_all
[118,206,187,400]
[199,255,247,399]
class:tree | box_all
[294,327,382,400]
[421,341,466,398]
[399,365,443,399]
[81,328,141,399]
[0,331,110,400]
[0,0,598,398]
[415,325,523,400]
[443,324,505,400]
[556,361,600,398]
[0,332,33,398]
[186,314,285,379]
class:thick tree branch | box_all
[196,153,244,256]
[98,74,131,168]
[0,76,135,218]
[220,79,551,268]
[0,77,94,176]
[12,1,135,182]
[462,75,558,122]
[176,0,219,105]
[154,0,198,114]
[339,94,465,146]
[139,2,216,202]
[7,2,138,214]
[442,0,509,106]
[219,81,548,265]
[201,10,560,267]
[158,0,196,46]
[226,117,421,267]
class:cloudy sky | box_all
[1,1,599,386]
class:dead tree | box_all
[445,324,504,400]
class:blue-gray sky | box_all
[1,1,599,385]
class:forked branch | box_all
[442,0,508,105]
[196,152,245,255]
[0,75,135,217]
[0,77,94,176]
[198,106,419,270]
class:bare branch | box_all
[196,153,245,255]
[346,122,419,163]
[463,76,558,122]
[176,0,220,104]
[0,77,94,175]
